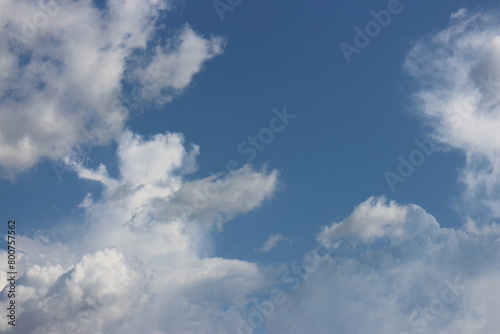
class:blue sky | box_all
[1,0,500,333]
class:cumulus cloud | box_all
[259,234,292,253]
[252,10,500,334]
[317,196,409,245]
[0,0,223,176]
[5,193,498,334]
[258,197,500,334]
[0,130,279,333]
[131,25,224,105]
[404,9,500,219]
[2,5,500,334]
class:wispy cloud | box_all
[258,233,292,253]
[404,8,500,219]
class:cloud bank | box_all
[263,197,500,334]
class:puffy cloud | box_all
[0,0,223,176]
[3,5,500,334]
[259,233,292,253]
[5,194,499,334]
[168,164,279,231]
[131,25,225,105]
[14,247,149,334]
[404,9,500,218]
[254,11,500,334]
[463,218,500,236]
[2,137,500,334]
[0,130,279,333]
[74,130,279,256]
[317,196,410,245]
[258,197,500,334]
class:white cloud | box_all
[168,164,279,231]
[2,142,499,334]
[0,0,223,177]
[463,218,500,236]
[2,5,500,334]
[259,233,292,253]
[131,25,225,105]
[317,196,410,245]
[0,130,279,333]
[404,9,500,219]
[261,197,500,334]
[259,12,500,334]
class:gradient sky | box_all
[1,0,500,333]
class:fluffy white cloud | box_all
[5,194,499,334]
[254,11,500,334]
[257,197,500,334]
[2,5,500,334]
[2,139,499,334]
[0,130,279,334]
[404,9,500,218]
[131,25,225,105]
[168,165,279,231]
[317,196,409,245]
[0,0,223,177]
